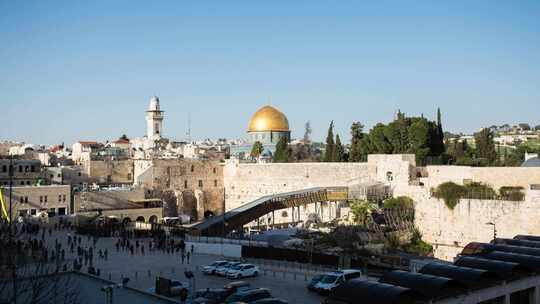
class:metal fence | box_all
[184,235,268,247]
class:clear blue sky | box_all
[1,1,539,145]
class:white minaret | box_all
[146,96,164,140]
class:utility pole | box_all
[9,155,17,304]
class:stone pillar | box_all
[194,189,205,221]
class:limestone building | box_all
[134,158,224,220]
[0,158,42,186]
[1,185,71,217]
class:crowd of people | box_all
[1,217,200,283]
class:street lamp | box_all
[486,222,497,240]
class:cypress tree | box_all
[324,121,335,162]
[349,122,364,162]
[273,136,290,163]
[334,134,345,162]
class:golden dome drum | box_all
[248,105,290,132]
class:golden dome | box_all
[248,105,290,132]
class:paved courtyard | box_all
[43,228,324,304]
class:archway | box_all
[149,215,158,224]
[136,216,145,223]
[122,217,132,224]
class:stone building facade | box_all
[1,185,71,217]
[0,158,42,187]
[82,159,134,185]
[134,158,224,220]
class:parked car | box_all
[147,280,189,296]
[217,261,243,276]
[226,264,260,279]
[192,288,230,304]
[250,298,288,304]
[224,288,272,303]
[223,281,252,295]
[306,274,323,291]
[203,260,229,275]
[312,269,361,294]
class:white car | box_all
[203,260,229,275]
[226,264,259,279]
[216,262,242,276]
[312,269,361,294]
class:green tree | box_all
[370,123,393,154]
[383,196,415,209]
[250,141,264,159]
[323,121,335,162]
[349,200,375,226]
[432,108,445,156]
[407,118,431,164]
[474,128,497,165]
[334,134,345,162]
[349,122,364,162]
[273,136,290,163]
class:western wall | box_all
[222,154,540,261]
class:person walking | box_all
[181,252,185,264]
[186,251,190,264]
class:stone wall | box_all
[223,160,373,210]
[84,159,134,184]
[411,192,540,261]
[137,159,224,219]
[423,165,540,190]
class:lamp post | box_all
[486,222,497,240]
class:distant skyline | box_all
[1,1,539,145]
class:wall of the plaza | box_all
[223,160,374,211]
[423,165,540,189]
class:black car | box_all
[224,288,272,304]
[307,274,323,291]
[192,288,230,304]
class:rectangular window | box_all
[39,196,43,203]
[19,210,27,216]
[44,196,47,203]
[58,207,66,215]
[184,180,188,189]
[20,197,23,203]
[18,165,22,173]
[31,165,35,172]
[213,167,217,174]
[214,180,218,187]
[58,195,62,202]
[25,196,28,203]
[198,180,203,188]
[63,195,66,202]
[30,209,36,215]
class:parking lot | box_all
[47,229,325,303]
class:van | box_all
[313,269,362,294]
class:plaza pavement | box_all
[45,229,324,304]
